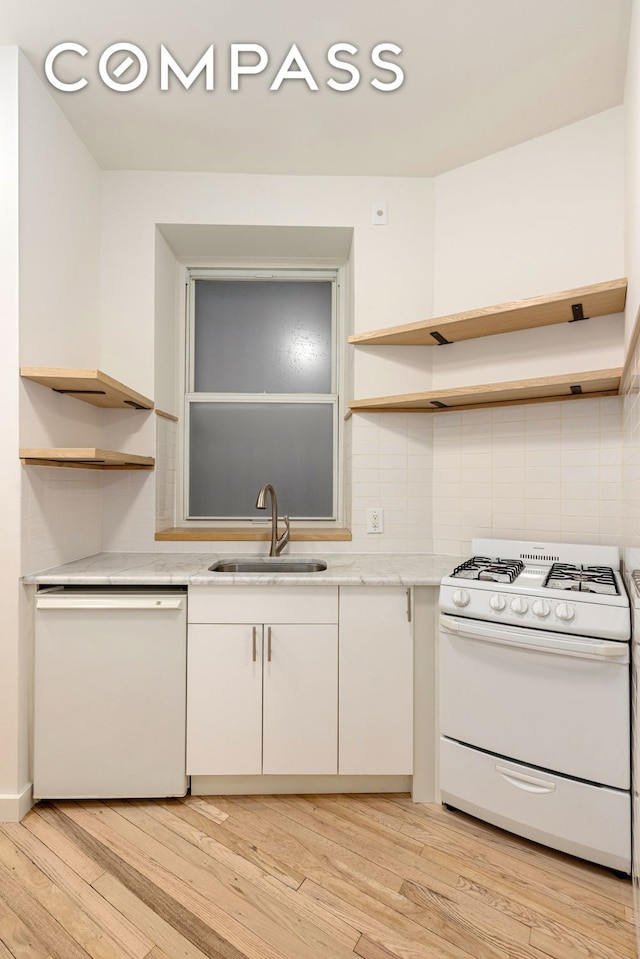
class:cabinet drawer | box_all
[188,586,338,624]
[440,737,630,873]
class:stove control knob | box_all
[532,600,551,618]
[452,589,470,608]
[556,602,575,622]
[510,597,528,615]
[489,594,506,612]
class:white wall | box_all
[100,172,436,402]
[0,47,27,819]
[622,0,640,946]
[0,51,104,821]
[96,110,626,556]
[18,51,103,575]
[434,108,624,314]
[98,171,436,552]
[626,3,640,345]
[154,229,181,417]
[431,108,625,390]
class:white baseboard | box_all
[190,774,412,796]
[0,782,33,822]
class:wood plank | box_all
[62,801,356,959]
[348,369,622,414]
[348,278,627,346]
[354,936,404,959]
[173,798,306,889]
[24,807,105,885]
[262,796,532,957]
[91,873,212,959]
[0,821,153,959]
[179,797,229,825]
[41,804,248,959]
[155,526,352,541]
[324,796,634,956]
[299,877,506,959]
[0,894,53,959]
[154,410,179,422]
[4,796,633,959]
[0,855,94,959]
[214,794,410,895]
[385,797,631,910]
[360,801,633,952]
[528,925,632,959]
[20,368,153,410]
[20,449,155,469]
[136,800,360,949]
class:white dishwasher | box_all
[34,586,188,799]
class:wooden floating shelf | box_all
[20,449,155,470]
[348,369,622,414]
[348,278,627,347]
[20,368,154,410]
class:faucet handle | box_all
[275,515,291,555]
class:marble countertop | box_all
[23,552,461,587]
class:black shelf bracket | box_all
[569,302,588,322]
[570,385,583,394]
[52,389,106,395]
[431,400,449,408]
[430,331,452,345]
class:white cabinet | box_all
[187,624,262,775]
[339,586,413,775]
[262,624,337,774]
[187,587,338,777]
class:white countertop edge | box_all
[23,551,462,587]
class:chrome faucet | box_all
[255,484,290,556]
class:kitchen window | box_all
[184,269,339,522]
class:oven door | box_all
[439,613,630,789]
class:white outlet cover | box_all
[366,508,384,533]
[372,201,388,225]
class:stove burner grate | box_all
[452,555,524,584]
[544,563,619,595]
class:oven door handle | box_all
[495,764,556,794]
[440,615,627,660]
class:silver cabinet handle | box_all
[252,626,257,663]
[267,626,272,662]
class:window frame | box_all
[178,266,345,527]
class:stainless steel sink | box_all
[208,558,328,574]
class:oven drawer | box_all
[439,615,630,789]
[440,737,631,873]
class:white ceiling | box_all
[1,0,633,177]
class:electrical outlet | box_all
[366,508,384,533]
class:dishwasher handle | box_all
[36,596,184,610]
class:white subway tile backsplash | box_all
[562,449,600,467]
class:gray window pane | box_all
[194,280,332,393]
[189,402,334,518]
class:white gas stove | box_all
[439,537,631,874]
[440,538,630,641]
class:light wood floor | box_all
[0,794,635,959]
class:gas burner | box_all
[452,555,524,584]
[544,563,619,595]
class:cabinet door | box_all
[187,624,262,775]
[262,624,338,775]
[339,587,413,775]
